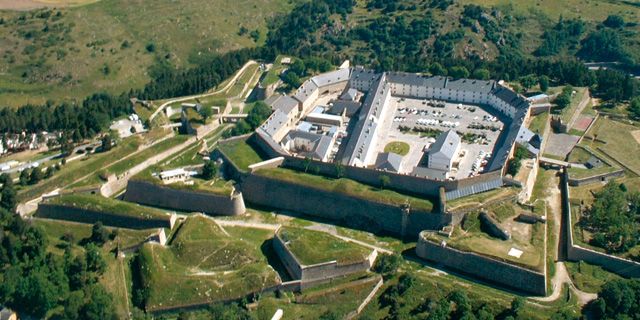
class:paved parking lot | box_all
[377,97,505,179]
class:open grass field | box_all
[257,167,435,212]
[137,215,279,311]
[0,0,294,107]
[527,111,549,135]
[384,141,410,156]
[566,146,620,179]
[581,117,640,174]
[278,227,371,265]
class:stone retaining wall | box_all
[416,232,547,295]
[123,180,245,216]
[273,229,376,289]
[36,204,175,230]
[243,174,458,239]
[568,169,625,186]
[561,170,640,278]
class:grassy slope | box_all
[138,215,279,311]
[47,193,173,220]
[0,0,294,107]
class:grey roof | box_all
[445,178,504,200]
[412,166,448,180]
[328,100,361,117]
[386,72,448,89]
[284,130,333,160]
[293,79,319,104]
[492,84,530,109]
[446,78,496,94]
[349,66,381,86]
[344,74,389,165]
[311,68,350,87]
[485,108,529,172]
[255,128,288,155]
[264,94,280,106]
[375,152,402,172]
[428,130,461,161]
[586,156,604,169]
[269,95,299,114]
[260,109,289,138]
[340,88,359,101]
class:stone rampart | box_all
[568,169,625,186]
[416,232,547,295]
[243,174,455,239]
[561,170,640,277]
[273,229,376,289]
[123,180,245,216]
[36,204,175,230]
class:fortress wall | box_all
[568,169,625,186]
[123,180,245,216]
[273,229,375,288]
[243,174,453,239]
[416,233,547,296]
[273,231,303,279]
[36,204,174,230]
[561,170,640,277]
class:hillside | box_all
[0,0,294,107]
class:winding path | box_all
[148,60,258,121]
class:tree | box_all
[629,97,640,120]
[85,243,107,275]
[80,284,116,320]
[539,75,550,92]
[373,253,401,277]
[519,74,537,91]
[590,279,640,319]
[101,135,113,152]
[90,222,109,246]
[510,296,526,318]
[472,68,490,80]
[449,66,470,79]
[201,160,217,180]
[29,168,43,185]
[334,163,345,178]
[379,175,391,189]
[0,182,17,212]
[19,169,29,186]
[199,106,213,122]
[603,15,625,28]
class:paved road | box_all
[149,60,257,121]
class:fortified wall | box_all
[241,174,461,239]
[561,170,640,277]
[251,132,505,202]
[36,203,176,230]
[416,232,547,295]
[123,180,246,216]
[272,228,376,289]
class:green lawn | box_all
[278,227,371,265]
[581,118,640,174]
[257,168,435,212]
[528,111,549,135]
[384,141,410,156]
[217,138,265,171]
[137,215,279,311]
[46,193,173,220]
[555,87,588,124]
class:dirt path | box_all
[532,173,597,305]
[149,60,257,121]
